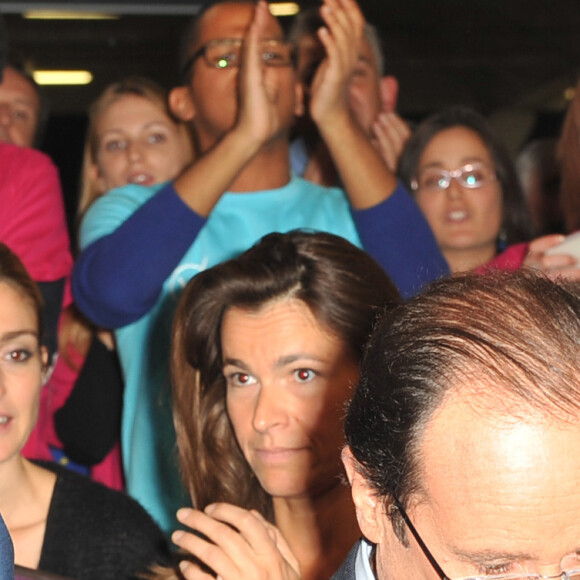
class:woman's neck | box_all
[0,457,56,569]
[272,480,360,580]
[444,244,497,273]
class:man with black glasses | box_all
[337,270,580,580]
[73,0,446,534]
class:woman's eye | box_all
[421,174,446,189]
[230,372,257,387]
[5,349,32,363]
[147,132,167,145]
[464,170,485,185]
[294,369,316,383]
[104,140,126,152]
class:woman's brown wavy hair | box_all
[171,231,402,520]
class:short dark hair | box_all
[346,270,580,521]
[178,0,257,84]
[171,230,402,518]
[397,106,534,247]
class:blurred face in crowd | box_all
[222,298,358,500]
[0,281,46,466]
[171,2,302,153]
[412,126,503,271]
[0,66,41,147]
[347,388,580,580]
[90,94,192,192]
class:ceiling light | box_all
[33,70,94,86]
[24,10,118,20]
[269,2,300,17]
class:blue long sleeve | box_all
[72,183,206,328]
[353,182,449,299]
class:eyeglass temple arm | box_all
[392,497,452,580]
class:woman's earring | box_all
[497,229,508,252]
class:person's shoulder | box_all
[37,462,170,579]
[42,461,163,532]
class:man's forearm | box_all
[318,110,398,209]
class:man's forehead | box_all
[417,388,580,507]
[196,2,283,46]
[358,37,379,72]
[0,67,39,103]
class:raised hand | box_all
[371,112,411,173]
[236,0,292,148]
[172,504,301,580]
[309,0,365,127]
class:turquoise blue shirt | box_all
[79,177,361,533]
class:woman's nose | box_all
[252,384,287,432]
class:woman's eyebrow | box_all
[222,357,249,370]
[0,329,38,344]
[420,156,488,170]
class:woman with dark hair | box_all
[397,106,580,278]
[0,243,169,579]
[398,106,535,272]
[168,231,402,580]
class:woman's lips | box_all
[128,172,154,186]
[255,447,306,462]
[447,209,469,222]
[0,415,12,427]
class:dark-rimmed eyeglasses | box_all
[181,37,295,78]
[392,496,580,580]
[411,162,497,192]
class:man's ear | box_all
[342,446,383,543]
[169,86,196,122]
[379,75,399,114]
[293,78,305,118]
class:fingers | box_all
[241,0,268,80]
[523,234,580,280]
[173,507,250,579]
[527,233,566,254]
[318,0,364,70]
[172,505,301,580]
[248,510,301,573]
[372,112,411,173]
[310,0,366,124]
[236,0,280,145]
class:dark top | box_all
[330,540,361,580]
[54,337,124,466]
[36,461,170,580]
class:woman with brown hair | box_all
[0,243,169,579]
[169,231,401,580]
